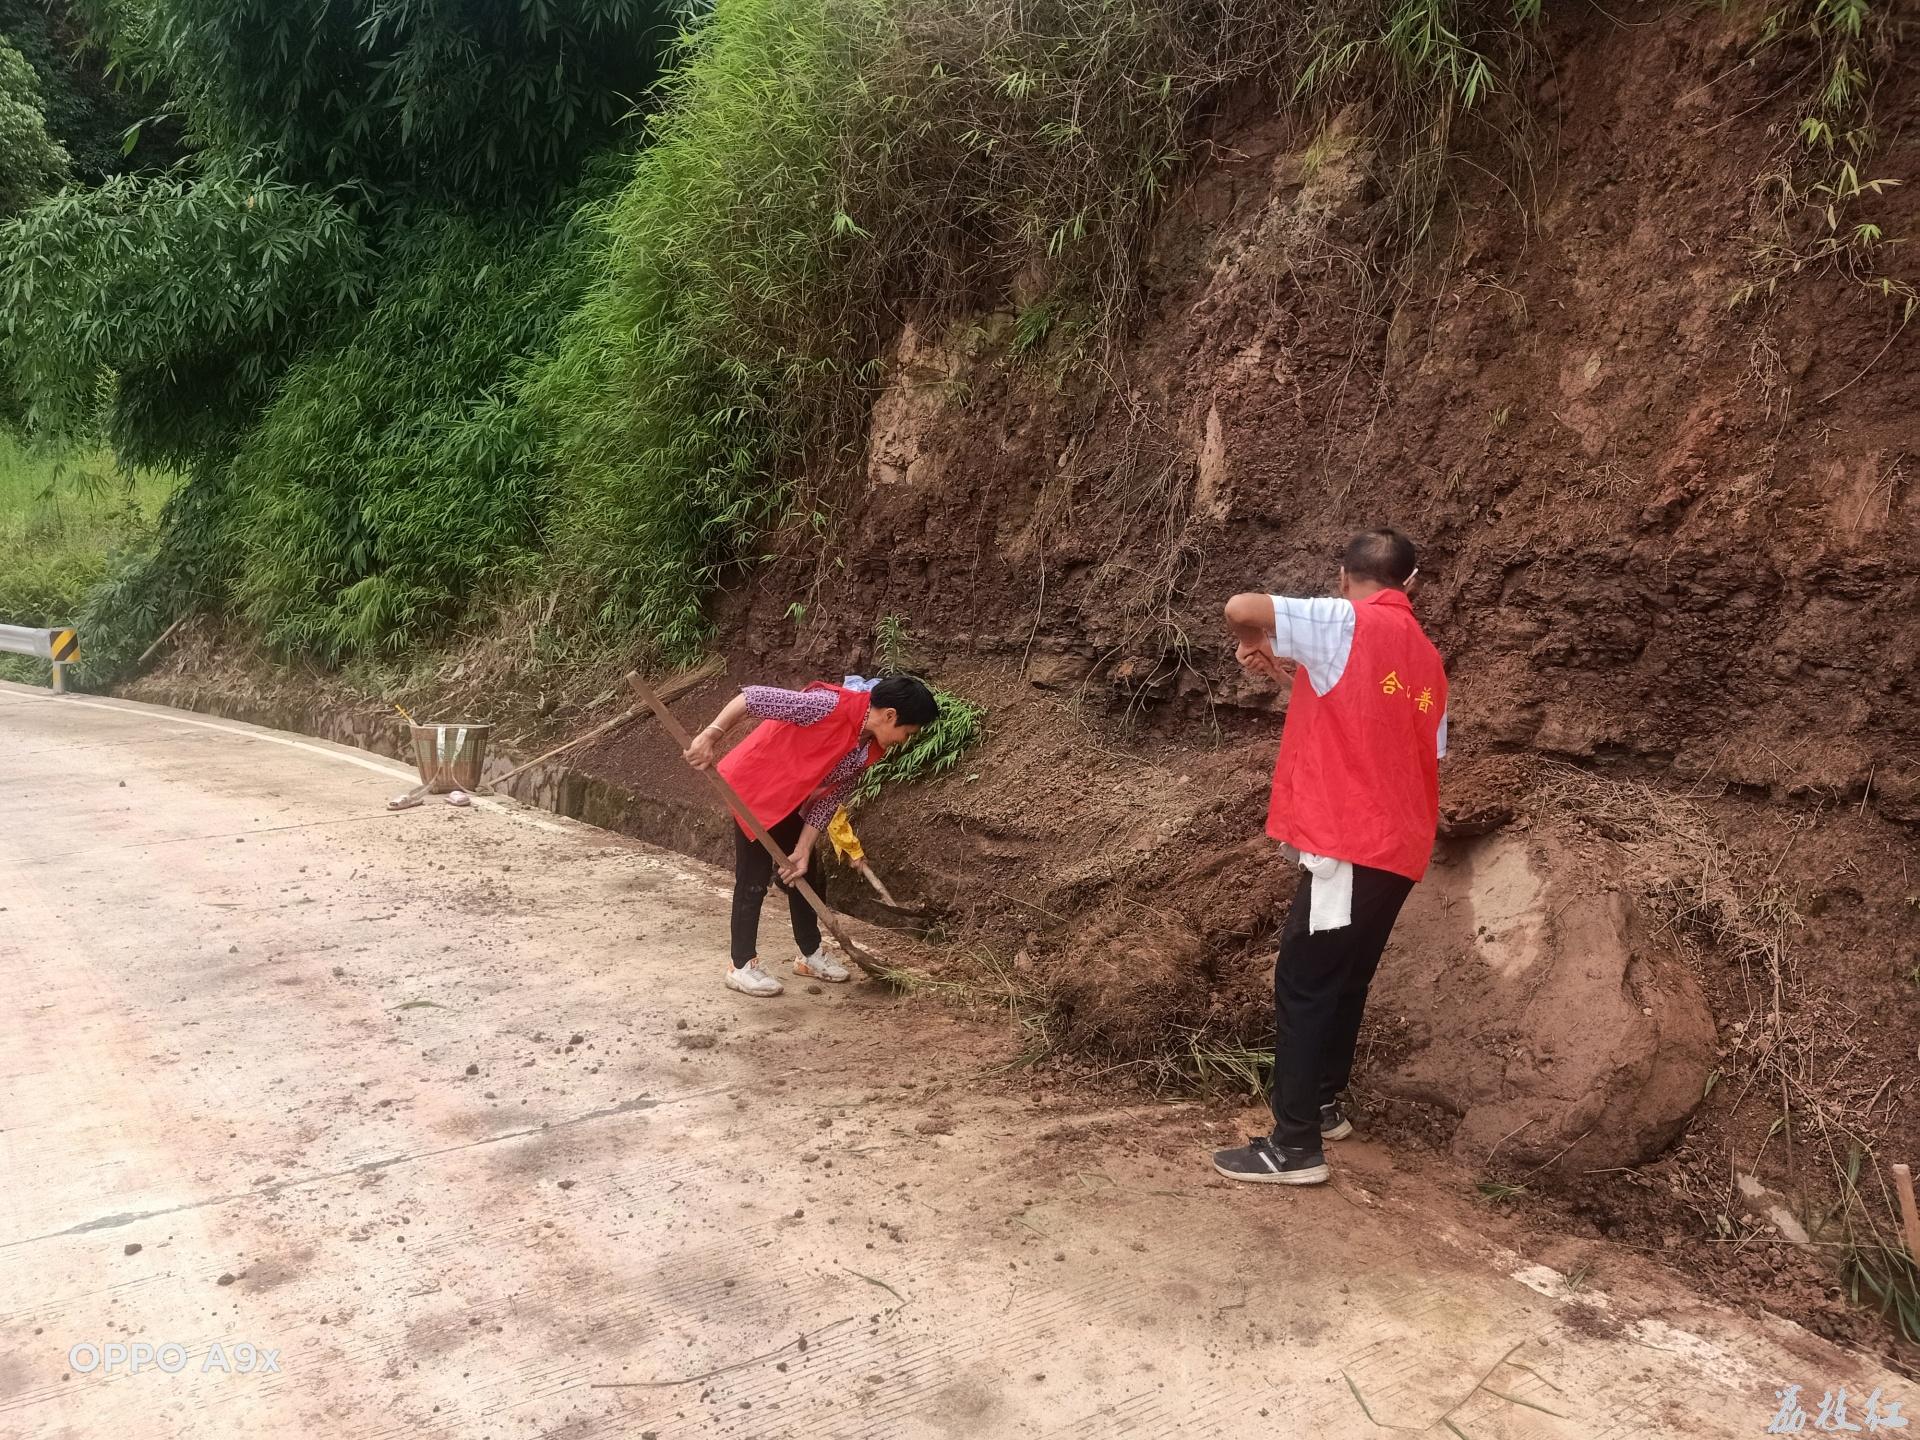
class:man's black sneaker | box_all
[1211,1137,1330,1186]
[1320,1102,1353,1141]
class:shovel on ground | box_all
[627,673,892,981]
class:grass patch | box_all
[1476,1178,1531,1203]
[1832,1147,1920,1344]
[0,433,173,683]
[1179,1040,1275,1100]
[1730,0,1915,317]
[879,945,1054,1067]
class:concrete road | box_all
[0,680,1904,1439]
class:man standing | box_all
[1212,530,1448,1186]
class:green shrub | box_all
[69,466,239,684]
[9,0,1567,672]
[0,171,373,463]
[530,0,871,657]
[856,686,985,801]
[224,192,607,660]
[534,0,1550,657]
[851,613,986,799]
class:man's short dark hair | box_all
[1341,529,1418,588]
[870,675,940,726]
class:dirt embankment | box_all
[582,1,1919,1364]
[128,2,1916,1367]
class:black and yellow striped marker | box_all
[50,628,79,662]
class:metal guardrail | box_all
[0,623,80,692]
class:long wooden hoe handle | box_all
[626,673,889,980]
[485,657,726,793]
[1893,1163,1920,1268]
[484,705,640,791]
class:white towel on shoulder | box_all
[1298,852,1353,933]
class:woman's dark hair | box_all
[869,675,939,726]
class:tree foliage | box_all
[139,0,678,208]
[2,0,680,479]
[0,29,69,426]
[0,171,372,463]
[0,0,174,182]
[0,34,67,213]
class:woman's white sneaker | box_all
[793,949,850,983]
[726,961,783,997]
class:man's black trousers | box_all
[1270,862,1415,1150]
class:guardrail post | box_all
[0,623,81,692]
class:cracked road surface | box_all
[0,681,1903,1438]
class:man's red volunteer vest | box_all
[1267,589,1447,881]
[718,683,878,834]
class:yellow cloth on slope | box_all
[826,809,865,865]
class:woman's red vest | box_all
[1266,590,1447,881]
[717,684,878,834]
